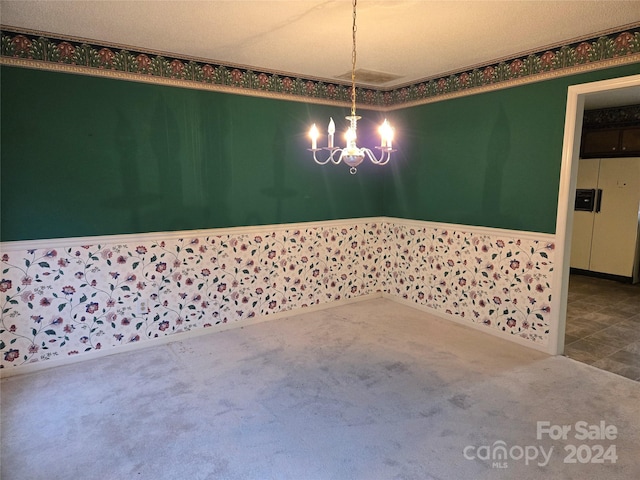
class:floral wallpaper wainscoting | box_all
[1,221,391,370]
[1,218,556,372]
[387,223,555,345]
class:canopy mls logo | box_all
[463,420,619,469]
[463,441,553,468]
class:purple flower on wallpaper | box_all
[136,246,147,254]
[506,318,517,328]
[156,262,167,273]
[4,349,20,362]
[0,279,12,292]
[509,260,520,270]
[44,250,57,258]
[85,302,99,314]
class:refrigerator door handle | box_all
[595,189,603,213]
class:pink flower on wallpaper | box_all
[62,286,76,295]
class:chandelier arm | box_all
[362,148,393,165]
[310,148,341,165]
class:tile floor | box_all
[564,273,640,381]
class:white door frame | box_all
[549,73,640,356]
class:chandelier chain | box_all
[307,0,394,174]
[351,0,357,117]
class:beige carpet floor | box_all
[2,298,639,480]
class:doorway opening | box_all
[554,74,640,380]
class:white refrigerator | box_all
[570,157,640,282]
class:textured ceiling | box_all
[2,0,640,88]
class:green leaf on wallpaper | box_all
[32,328,37,336]
[58,303,66,312]
[136,322,143,330]
[45,329,56,335]
[132,262,140,269]
[2,269,8,274]
[25,259,31,267]
[80,294,87,303]
[0,340,4,350]
[539,252,548,258]
[150,255,157,262]
[121,286,130,291]
[38,262,50,268]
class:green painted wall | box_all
[1,63,639,241]
[385,64,640,233]
[1,66,386,241]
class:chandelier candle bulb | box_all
[379,119,393,149]
[309,123,319,150]
[328,118,335,148]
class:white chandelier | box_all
[308,0,395,174]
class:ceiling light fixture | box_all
[308,0,395,174]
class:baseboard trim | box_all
[382,293,552,354]
[0,292,383,378]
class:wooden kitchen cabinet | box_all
[581,126,640,158]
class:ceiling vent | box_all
[335,69,403,86]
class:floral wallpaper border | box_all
[0,219,556,372]
[1,25,639,108]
